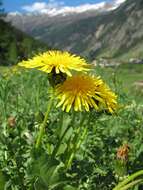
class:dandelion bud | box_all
[48,68,67,87]
[116,144,129,162]
[8,116,16,127]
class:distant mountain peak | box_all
[8,0,126,17]
[7,0,143,61]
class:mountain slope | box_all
[7,0,143,61]
[0,19,48,65]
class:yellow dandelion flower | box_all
[95,82,118,113]
[56,74,117,112]
[18,51,90,76]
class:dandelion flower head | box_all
[56,74,117,112]
[18,51,90,76]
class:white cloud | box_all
[8,11,21,16]
[22,0,127,16]
[115,0,126,5]
[22,0,64,13]
[23,2,47,12]
[111,0,126,9]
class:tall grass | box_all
[0,65,143,189]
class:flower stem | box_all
[35,96,53,149]
[113,170,143,190]
[51,112,76,158]
[66,125,88,169]
[65,114,87,169]
[52,125,70,158]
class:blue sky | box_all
[3,0,111,12]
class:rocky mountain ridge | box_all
[6,0,143,61]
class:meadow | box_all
[0,63,143,190]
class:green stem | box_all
[76,126,88,150]
[120,179,143,190]
[113,170,143,190]
[51,112,76,158]
[66,125,88,169]
[35,96,53,149]
[65,114,88,169]
[52,125,70,158]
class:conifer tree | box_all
[8,40,18,64]
[0,0,5,17]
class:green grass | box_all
[0,64,143,190]
[95,64,143,103]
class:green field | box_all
[96,64,143,103]
[0,64,143,190]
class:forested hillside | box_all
[0,19,48,65]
